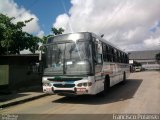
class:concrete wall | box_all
[9,65,42,90]
[0,65,9,86]
[0,55,42,91]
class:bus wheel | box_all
[98,77,110,97]
[122,72,126,84]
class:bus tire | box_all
[122,72,126,84]
[98,76,110,97]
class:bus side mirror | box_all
[98,43,102,54]
[97,54,102,64]
[38,45,43,61]
[94,54,102,64]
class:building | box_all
[128,50,160,70]
[0,54,43,92]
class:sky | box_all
[0,0,160,51]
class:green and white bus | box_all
[39,32,130,96]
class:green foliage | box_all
[0,14,64,55]
[41,35,53,44]
[41,27,64,44]
[51,27,64,35]
[0,14,40,55]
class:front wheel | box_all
[121,72,126,84]
[97,79,109,97]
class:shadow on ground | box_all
[0,86,42,102]
[0,93,32,102]
[53,79,142,105]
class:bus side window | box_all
[94,39,103,73]
[97,54,102,64]
[102,43,107,62]
[95,40,102,64]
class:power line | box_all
[60,0,73,33]
[101,1,129,31]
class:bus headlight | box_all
[77,82,92,87]
[43,83,52,87]
[77,83,82,87]
[83,83,87,87]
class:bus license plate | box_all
[77,88,86,92]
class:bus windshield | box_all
[44,41,91,75]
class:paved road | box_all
[0,71,160,114]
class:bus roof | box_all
[91,32,128,54]
[46,32,128,54]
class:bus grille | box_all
[53,84,75,88]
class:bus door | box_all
[93,39,103,92]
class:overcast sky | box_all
[0,0,160,52]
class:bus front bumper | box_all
[43,86,93,95]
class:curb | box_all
[0,94,49,109]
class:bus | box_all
[39,32,130,96]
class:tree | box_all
[155,52,160,64]
[24,33,41,54]
[0,14,15,54]
[0,14,40,55]
[41,27,64,44]
[51,27,64,35]
[41,35,53,44]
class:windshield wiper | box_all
[63,58,66,74]
[63,43,67,75]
